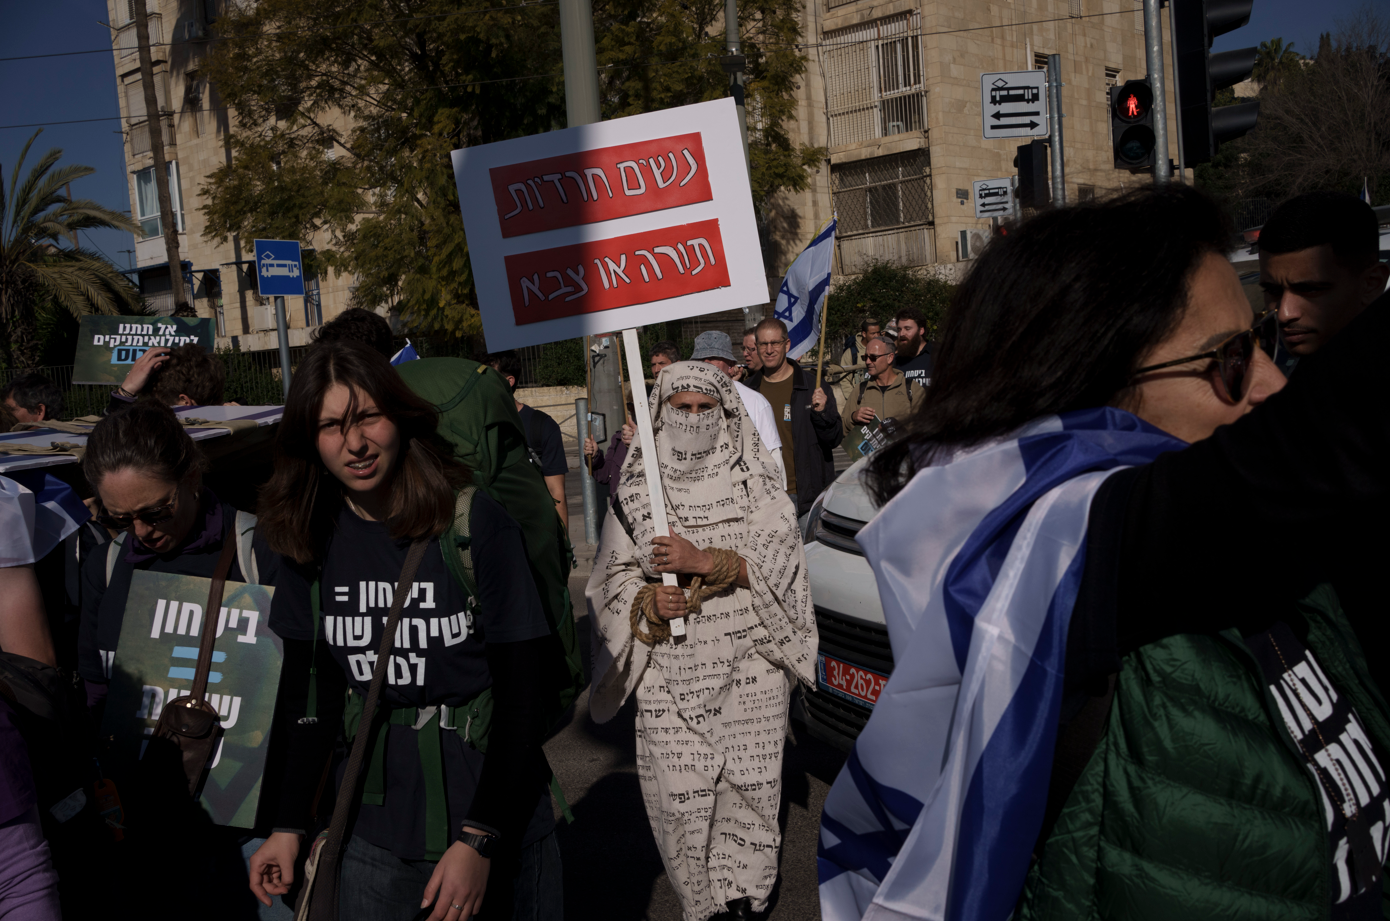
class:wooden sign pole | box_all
[620,328,685,640]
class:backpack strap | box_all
[302,579,322,724]
[105,532,128,587]
[440,486,479,600]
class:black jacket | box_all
[749,358,842,516]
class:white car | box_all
[798,457,892,751]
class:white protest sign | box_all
[452,98,766,352]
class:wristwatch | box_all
[458,829,499,859]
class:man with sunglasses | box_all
[1258,192,1388,366]
[744,318,841,518]
[843,335,923,458]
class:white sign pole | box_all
[620,328,686,640]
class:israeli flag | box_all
[818,408,1185,921]
[775,218,836,360]
[390,339,420,366]
[0,470,91,567]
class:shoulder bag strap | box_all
[308,537,429,921]
[105,532,128,587]
[190,537,238,704]
[235,510,258,584]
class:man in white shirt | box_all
[690,331,787,487]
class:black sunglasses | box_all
[95,502,176,531]
[1133,309,1278,402]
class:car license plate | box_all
[817,653,888,709]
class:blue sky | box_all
[0,0,1372,271]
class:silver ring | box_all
[452,904,464,912]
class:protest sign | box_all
[453,98,766,352]
[101,570,281,828]
[73,315,214,386]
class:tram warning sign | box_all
[981,70,1049,140]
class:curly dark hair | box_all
[150,345,226,406]
[311,307,395,358]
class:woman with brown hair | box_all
[248,341,562,921]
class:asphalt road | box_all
[546,459,849,921]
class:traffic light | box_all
[1172,0,1260,165]
[1110,80,1157,170]
[1014,139,1050,209]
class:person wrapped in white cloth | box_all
[586,361,816,921]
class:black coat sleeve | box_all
[270,636,347,833]
[811,379,844,449]
[464,637,554,847]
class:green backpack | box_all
[306,359,586,858]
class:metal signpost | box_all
[980,70,1050,140]
[1047,54,1068,206]
[253,239,304,398]
[972,178,1015,219]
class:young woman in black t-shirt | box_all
[249,341,559,921]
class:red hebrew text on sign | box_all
[489,133,713,238]
[505,219,730,325]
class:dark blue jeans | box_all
[340,832,563,921]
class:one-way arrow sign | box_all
[981,70,1049,140]
[973,178,1016,219]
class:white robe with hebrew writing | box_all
[587,362,816,921]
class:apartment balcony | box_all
[128,117,176,158]
[116,15,164,61]
[837,226,936,275]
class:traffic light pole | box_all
[1143,0,1172,184]
[1167,0,1187,180]
[1046,55,1066,207]
[560,0,625,512]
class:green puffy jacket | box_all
[1020,585,1390,920]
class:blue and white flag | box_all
[818,408,1186,921]
[1360,178,1370,203]
[775,218,836,361]
[390,339,420,366]
[0,470,91,567]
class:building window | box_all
[1069,0,1082,16]
[304,275,323,327]
[1105,66,1121,103]
[1078,185,1096,202]
[134,161,185,239]
[124,72,170,123]
[824,12,926,147]
[1033,51,1050,71]
[832,149,933,235]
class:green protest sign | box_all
[73,315,214,386]
[102,570,281,829]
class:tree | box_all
[1253,37,1302,85]
[0,131,142,370]
[824,260,954,357]
[1198,10,1390,208]
[202,0,822,340]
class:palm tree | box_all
[1,130,142,370]
[1254,38,1303,84]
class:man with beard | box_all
[892,307,933,387]
[1258,192,1387,371]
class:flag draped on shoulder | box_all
[817,408,1186,921]
[775,218,836,360]
[0,470,90,567]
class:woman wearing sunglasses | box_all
[819,186,1390,920]
[75,400,290,919]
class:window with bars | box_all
[1069,0,1082,16]
[1034,51,1050,70]
[1105,66,1121,103]
[831,149,932,235]
[823,12,926,147]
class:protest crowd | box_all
[2,185,1389,921]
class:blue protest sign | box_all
[253,239,305,297]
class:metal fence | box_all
[0,347,306,420]
[823,12,926,146]
[832,148,934,236]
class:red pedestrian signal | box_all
[1111,80,1157,169]
[1124,93,1142,118]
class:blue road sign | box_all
[253,239,305,297]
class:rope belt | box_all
[630,546,741,646]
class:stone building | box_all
[104,0,359,351]
[764,0,1183,285]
